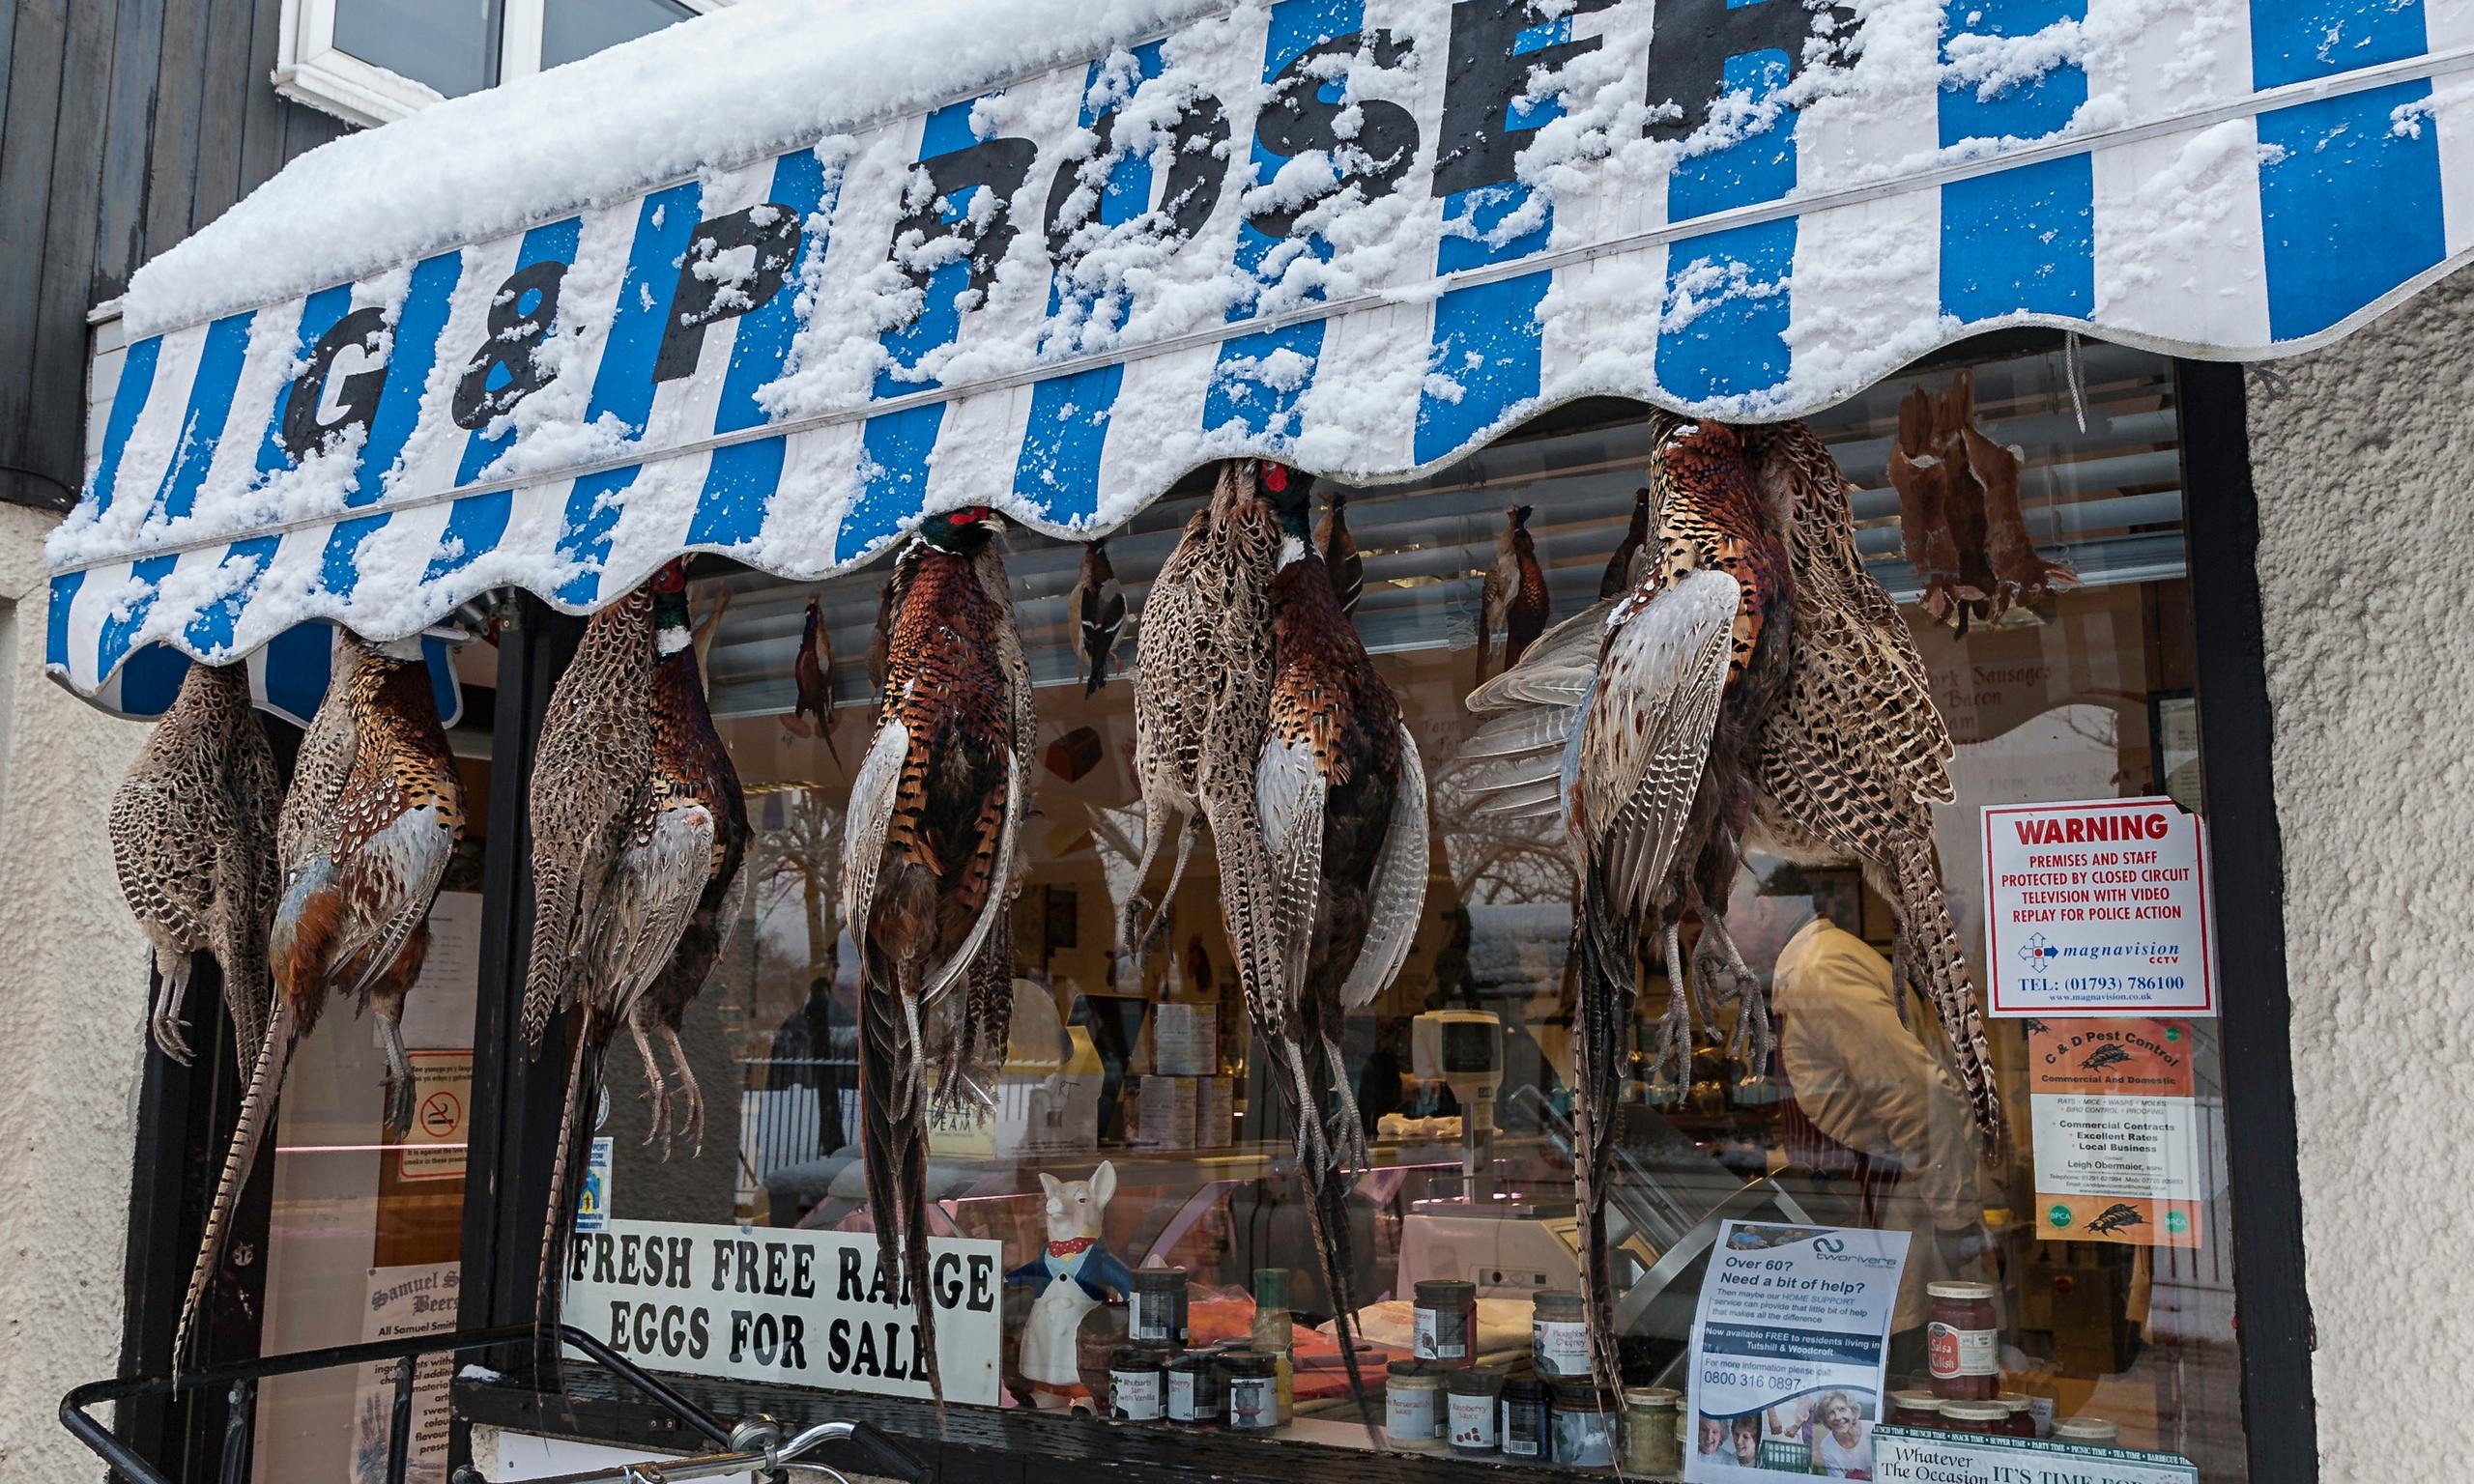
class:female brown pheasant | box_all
[625,564,752,1157]
[842,506,1034,1409]
[1475,504,1547,687]
[110,659,282,1077]
[179,634,463,1363]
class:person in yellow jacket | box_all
[1727,862,1991,1368]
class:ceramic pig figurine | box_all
[1006,1160,1134,1404]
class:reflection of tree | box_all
[753,785,847,990]
[1431,756,1576,908]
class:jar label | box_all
[1112,1371,1164,1420]
[1228,1376,1278,1430]
[1500,1402,1543,1459]
[1167,1370,1197,1421]
[1927,1322,1999,1378]
[1387,1387,1439,1440]
[1415,1306,1470,1359]
[1533,1317,1590,1377]
[1448,1392,1499,1448]
[1131,1291,1181,1344]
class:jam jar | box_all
[1414,1279,1479,1368]
[1109,1346,1166,1421]
[1447,1366,1506,1454]
[1500,1373,1551,1459]
[1887,1388,1943,1429]
[1166,1350,1223,1425]
[2054,1417,2120,1445]
[1130,1266,1191,1347]
[1622,1387,1683,1476]
[1531,1288,1590,1378]
[1925,1280,1999,1399]
[1385,1359,1447,1442]
[1939,1401,2009,1435]
[1996,1392,2037,1438]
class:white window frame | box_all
[275,0,732,129]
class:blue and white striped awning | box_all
[45,0,2474,709]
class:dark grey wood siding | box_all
[0,0,352,512]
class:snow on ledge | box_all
[120,0,1223,338]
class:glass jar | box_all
[1925,1280,2000,1400]
[1222,1351,1280,1431]
[1550,1380,1615,1466]
[1939,1401,2010,1435]
[1996,1392,2037,1438]
[1166,1350,1222,1425]
[1414,1279,1479,1368]
[1887,1388,1943,1429]
[1531,1288,1590,1378]
[1447,1366,1506,1454]
[2054,1417,2120,1445]
[1251,1269,1294,1423]
[1385,1359,1447,1441]
[1500,1373,1551,1459]
[1109,1346,1165,1421]
[1130,1266,1190,1348]
[1622,1386,1683,1476]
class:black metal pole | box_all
[386,1356,417,1484]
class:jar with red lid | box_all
[1925,1281,1999,1400]
[1995,1392,2037,1438]
[1938,1401,2008,1435]
[1886,1388,1943,1429]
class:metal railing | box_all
[61,1323,924,1484]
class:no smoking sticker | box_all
[399,1050,473,1181]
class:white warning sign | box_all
[1980,797,2215,1019]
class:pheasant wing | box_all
[1339,725,1427,1009]
[839,717,909,937]
[331,806,458,1005]
[594,805,718,1021]
[1579,569,1740,921]
[1254,731,1327,1004]
[918,751,1023,1011]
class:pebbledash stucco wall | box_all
[2246,264,2474,1482]
[0,499,152,1480]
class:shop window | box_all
[576,341,2247,1476]
[275,0,723,128]
[245,649,499,1484]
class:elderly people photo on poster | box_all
[561,1218,1005,1406]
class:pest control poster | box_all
[1686,1222,1911,1482]
[2028,1019,2205,1248]
[1873,1426,2198,1484]
[1981,797,2216,1018]
[562,1218,1005,1405]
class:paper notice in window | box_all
[1980,797,2216,1017]
[396,1049,472,1182]
[2027,1018,2203,1248]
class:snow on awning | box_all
[44,0,2474,705]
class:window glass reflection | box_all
[542,0,695,71]
[333,0,502,97]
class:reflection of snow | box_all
[1931,702,2125,990]
[1465,902,1572,999]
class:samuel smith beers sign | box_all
[563,1218,1004,1405]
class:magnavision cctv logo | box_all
[2019,932,2062,971]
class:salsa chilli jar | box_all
[1886,1388,1943,1429]
[1996,1392,2037,1438]
[1500,1373,1551,1459]
[1550,1381,1616,1467]
[1925,1281,1999,1399]
[1166,1350,1223,1425]
[1386,1359,1447,1441]
[1414,1279,1479,1368]
[1531,1289,1589,1378]
[1223,1352,1281,1431]
[1938,1401,2009,1436]
[1109,1347,1166,1421]
[1447,1366,1506,1453]
[1622,1387,1683,1476]
[1130,1267,1191,1348]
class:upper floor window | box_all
[278,0,730,128]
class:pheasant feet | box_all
[149,952,197,1067]
[1646,921,1692,1106]
[1690,915,1773,1085]
[378,1012,419,1144]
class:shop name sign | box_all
[562,1218,1004,1406]
[53,0,2467,699]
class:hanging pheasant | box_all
[1886,370,2077,631]
[522,580,715,1323]
[1600,485,1652,599]
[1256,468,1428,1417]
[1462,417,1793,1413]
[842,506,1034,1410]
[793,595,842,763]
[626,565,753,1157]
[1315,486,1364,615]
[1069,539,1127,697]
[1474,504,1547,688]
[179,634,463,1363]
[110,660,282,1077]
[1745,419,2001,1138]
